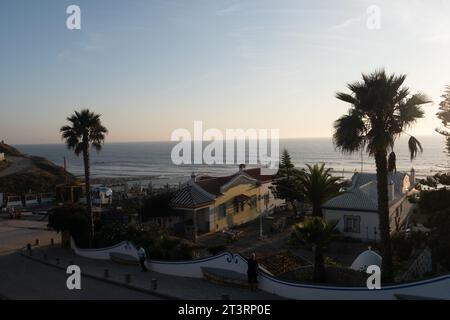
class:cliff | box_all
[0,142,76,194]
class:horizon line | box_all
[9,133,442,146]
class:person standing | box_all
[138,246,147,272]
[247,252,259,291]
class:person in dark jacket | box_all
[247,252,259,291]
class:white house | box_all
[322,170,416,242]
[91,186,113,205]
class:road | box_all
[0,218,163,300]
[0,156,33,178]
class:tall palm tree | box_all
[333,69,430,282]
[298,164,342,217]
[60,109,108,246]
[292,217,338,283]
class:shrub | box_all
[207,245,228,256]
[48,204,90,247]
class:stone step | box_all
[201,267,249,289]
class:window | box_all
[264,193,270,206]
[344,215,360,233]
[250,196,257,208]
[219,204,226,218]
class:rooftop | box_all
[323,172,413,212]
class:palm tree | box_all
[298,164,342,217]
[292,217,338,283]
[60,109,108,246]
[333,69,430,282]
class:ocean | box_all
[14,136,450,187]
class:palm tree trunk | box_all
[193,210,198,243]
[291,200,298,216]
[83,146,94,248]
[312,205,322,217]
[313,245,326,283]
[375,150,394,283]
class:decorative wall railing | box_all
[70,239,450,300]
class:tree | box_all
[60,109,108,247]
[298,164,342,217]
[141,192,177,222]
[270,149,302,214]
[436,85,450,155]
[333,69,430,282]
[48,204,90,248]
[291,217,338,283]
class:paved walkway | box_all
[24,245,283,300]
[0,218,162,300]
[0,252,162,300]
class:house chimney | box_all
[388,180,395,202]
[410,168,416,186]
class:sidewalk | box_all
[21,245,283,300]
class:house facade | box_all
[170,166,285,240]
[322,170,416,242]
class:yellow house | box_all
[170,166,284,240]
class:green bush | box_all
[418,189,450,215]
[207,245,228,256]
[48,204,90,248]
[94,222,193,261]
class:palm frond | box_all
[408,136,423,160]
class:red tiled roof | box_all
[195,168,273,195]
[171,168,275,209]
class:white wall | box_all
[389,196,414,232]
[259,272,450,300]
[70,237,139,260]
[323,209,379,241]
[70,239,450,300]
[148,252,249,278]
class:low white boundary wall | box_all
[258,272,450,300]
[149,252,248,278]
[71,240,450,300]
[70,238,139,260]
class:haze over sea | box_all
[14,136,449,187]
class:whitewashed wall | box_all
[70,238,139,260]
[323,209,380,241]
[259,272,450,300]
[71,240,450,300]
[148,252,248,278]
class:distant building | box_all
[323,170,416,242]
[170,166,285,240]
[0,152,5,161]
[91,186,113,205]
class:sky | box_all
[1,0,450,144]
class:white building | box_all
[91,186,113,205]
[0,152,5,161]
[323,170,416,242]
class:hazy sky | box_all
[1,0,450,144]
